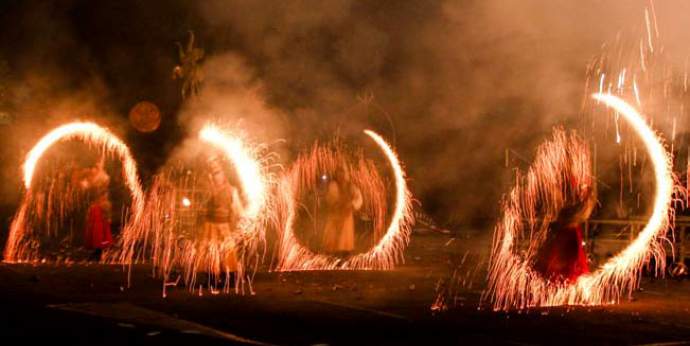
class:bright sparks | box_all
[118,123,272,296]
[275,129,413,271]
[484,95,675,310]
[200,124,267,219]
[22,122,143,205]
[4,121,144,262]
[181,197,191,207]
[592,93,674,270]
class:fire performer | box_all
[200,154,243,282]
[82,158,113,261]
[322,167,363,255]
[534,177,596,282]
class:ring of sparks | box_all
[117,123,272,295]
[198,124,269,222]
[4,121,144,262]
[485,94,675,310]
[275,129,413,271]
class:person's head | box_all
[207,154,223,174]
[96,191,110,207]
[211,169,227,187]
[558,174,596,225]
[207,154,227,187]
[334,166,350,184]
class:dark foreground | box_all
[2,232,690,345]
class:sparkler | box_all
[4,121,144,262]
[484,95,675,310]
[118,123,272,296]
[199,125,268,220]
[275,129,413,271]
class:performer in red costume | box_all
[81,158,112,261]
[534,178,595,282]
[84,192,113,255]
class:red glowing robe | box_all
[84,202,112,249]
[534,224,589,282]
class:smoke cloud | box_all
[2,0,689,229]
[195,0,690,225]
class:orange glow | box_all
[484,95,675,310]
[117,123,272,296]
[199,124,268,220]
[4,121,144,262]
[275,129,413,271]
[181,197,191,207]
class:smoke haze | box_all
[1,0,689,228]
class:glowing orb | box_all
[181,197,191,208]
[275,129,413,271]
[129,100,161,133]
[4,121,144,262]
[484,94,675,310]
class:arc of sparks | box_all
[362,130,411,256]
[485,94,675,310]
[199,124,268,220]
[117,123,272,295]
[5,121,144,262]
[276,129,413,271]
[591,93,674,271]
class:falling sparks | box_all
[644,8,654,53]
[21,122,143,201]
[594,94,674,262]
[275,129,413,271]
[199,125,268,220]
[117,123,273,296]
[4,121,144,262]
[580,1,688,229]
[484,96,675,310]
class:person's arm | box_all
[351,186,363,211]
[231,187,244,216]
[104,202,113,224]
[326,181,340,206]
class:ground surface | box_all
[3,232,690,345]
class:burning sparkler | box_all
[4,121,144,262]
[118,123,272,296]
[484,3,687,311]
[199,125,268,220]
[275,129,413,271]
[484,95,675,310]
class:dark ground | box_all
[3,232,690,346]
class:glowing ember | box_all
[275,129,413,271]
[118,123,272,296]
[484,94,675,310]
[4,121,144,262]
[181,197,191,207]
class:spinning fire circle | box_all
[275,129,413,271]
[485,94,676,310]
[118,123,272,295]
[4,121,144,262]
